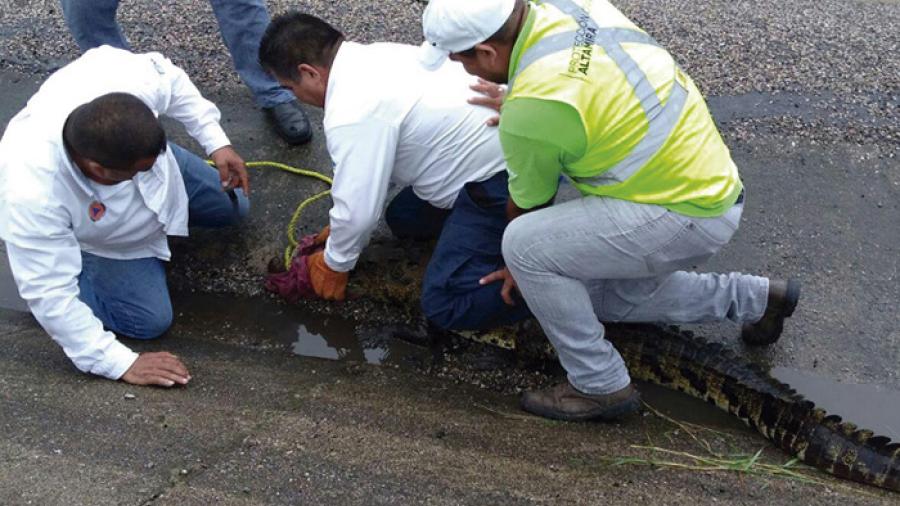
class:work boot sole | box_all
[520,390,642,422]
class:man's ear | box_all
[298,63,321,82]
[474,43,499,64]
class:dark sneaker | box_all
[741,278,801,346]
[520,382,641,422]
[264,100,312,145]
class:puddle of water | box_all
[0,244,28,311]
[771,367,900,442]
[636,381,749,432]
[173,293,431,367]
[636,368,900,444]
[292,321,429,366]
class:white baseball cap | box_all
[419,0,516,70]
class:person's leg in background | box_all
[59,0,130,51]
[421,171,532,331]
[78,253,173,339]
[168,143,249,227]
[207,0,312,145]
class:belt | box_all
[735,188,745,205]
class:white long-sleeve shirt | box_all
[322,42,507,272]
[0,46,231,379]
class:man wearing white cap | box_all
[421,0,800,422]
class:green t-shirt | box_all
[499,98,586,209]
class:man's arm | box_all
[479,98,586,303]
[498,97,587,214]
[146,52,249,194]
[322,120,400,273]
[5,202,191,385]
[5,202,138,379]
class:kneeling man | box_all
[0,46,250,386]
[259,13,531,330]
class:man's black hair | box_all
[63,92,166,171]
[258,12,344,81]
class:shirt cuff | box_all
[324,245,357,273]
[91,339,140,380]
[195,122,231,156]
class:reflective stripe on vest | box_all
[510,0,688,186]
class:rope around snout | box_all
[208,160,333,269]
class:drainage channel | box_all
[7,274,899,443]
[171,292,432,368]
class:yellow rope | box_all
[208,160,333,269]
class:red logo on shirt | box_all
[88,201,106,222]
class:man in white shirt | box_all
[0,46,250,387]
[258,13,531,330]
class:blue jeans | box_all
[386,172,532,331]
[59,0,294,108]
[78,143,249,339]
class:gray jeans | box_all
[502,195,769,395]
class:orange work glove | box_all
[313,225,330,246]
[306,250,349,301]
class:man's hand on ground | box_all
[121,352,191,387]
[468,78,506,127]
[209,145,250,195]
[307,250,349,301]
[479,267,520,305]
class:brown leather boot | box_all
[741,278,801,345]
[520,382,641,422]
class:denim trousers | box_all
[59,0,294,108]
[503,195,769,395]
[385,171,532,331]
[78,143,249,339]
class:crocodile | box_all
[605,323,900,493]
[284,238,900,492]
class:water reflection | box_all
[292,325,341,360]
[637,367,900,443]
[771,367,900,442]
[291,323,403,366]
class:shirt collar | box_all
[324,41,352,112]
[507,3,537,84]
[58,129,96,197]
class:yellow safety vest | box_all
[507,0,742,217]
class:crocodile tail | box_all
[606,324,900,493]
[757,396,900,492]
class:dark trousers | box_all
[384,172,532,331]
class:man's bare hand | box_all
[468,78,507,127]
[121,352,191,387]
[209,145,250,195]
[479,267,520,305]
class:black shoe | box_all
[741,278,801,345]
[264,100,312,145]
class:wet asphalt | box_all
[0,0,898,504]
